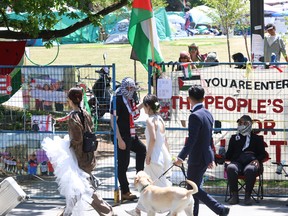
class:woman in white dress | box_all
[126,94,172,216]
[42,87,115,216]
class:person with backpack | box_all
[42,87,116,216]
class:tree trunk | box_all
[244,31,251,61]
[226,26,231,67]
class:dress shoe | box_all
[125,208,141,216]
[228,193,239,205]
[244,193,253,205]
[219,206,230,216]
[121,192,137,201]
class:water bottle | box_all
[271,53,276,63]
[218,139,226,157]
[276,161,285,174]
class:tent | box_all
[189,5,216,26]
[104,19,129,44]
[104,8,171,44]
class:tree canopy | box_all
[0,0,130,40]
[0,0,166,41]
[201,0,249,63]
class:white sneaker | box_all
[125,208,141,216]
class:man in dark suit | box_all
[225,115,266,205]
[174,85,230,216]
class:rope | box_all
[24,39,60,66]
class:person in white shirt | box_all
[264,23,288,63]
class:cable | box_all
[24,39,60,66]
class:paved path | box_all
[7,196,288,216]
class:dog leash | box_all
[179,164,187,179]
[157,164,174,180]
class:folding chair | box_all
[224,136,270,203]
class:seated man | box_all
[225,115,266,205]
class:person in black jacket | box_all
[225,115,266,205]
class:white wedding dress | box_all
[41,135,94,216]
[144,115,172,187]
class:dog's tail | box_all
[186,180,198,195]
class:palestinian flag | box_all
[128,0,163,71]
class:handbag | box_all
[81,113,98,153]
[83,131,98,153]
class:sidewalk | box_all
[5,155,288,216]
[7,196,288,216]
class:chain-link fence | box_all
[0,63,288,200]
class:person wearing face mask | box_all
[110,77,146,201]
[225,115,266,205]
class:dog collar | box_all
[140,184,150,193]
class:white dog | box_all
[134,171,198,216]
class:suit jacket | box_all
[225,133,266,163]
[178,104,214,166]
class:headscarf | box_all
[117,77,136,100]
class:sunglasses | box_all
[189,47,198,51]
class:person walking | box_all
[174,85,230,216]
[225,115,266,205]
[264,23,288,63]
[42,87,115,216]
[184,6,194,37]
[125,94,172,216]
[110,77,146,201]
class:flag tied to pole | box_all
[128,0,164,71]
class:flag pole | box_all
[149,16,157,94]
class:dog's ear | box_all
[134,176,139,185]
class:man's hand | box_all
[173,158,183,167]
[207,161,215,169]
[250,159,260,168]
[118,139,126,150]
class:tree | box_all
[0,0,166,42]
[201,0,249,64]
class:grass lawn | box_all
[25,36,251,87]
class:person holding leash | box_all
[174,85,230,216]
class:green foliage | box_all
[201,0,249,33]
[187,0,202,8]
[0,0,167,42]
[0,0,129,40]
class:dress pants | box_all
[187,163,225,216]
[226,162,258,193]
